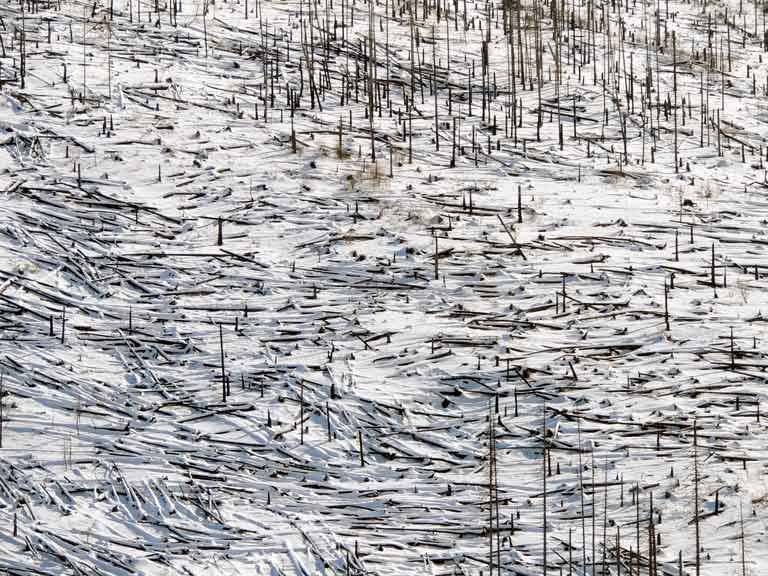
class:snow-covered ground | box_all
[0,0,767,573]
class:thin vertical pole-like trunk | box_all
[740,501,747,576]
[488,401,495,573]
[107,19,112,100]
[694,422,701,576]
[82,3,88,98]
[543,403,548,575]
[494,403,501,576]
[300,382,304,444]
[636,483,641,576]
[219,323,226,403]
[367,0,376,160]
[577,420,587,573]
[673,31,678,173]
[602,458,608,574]
[203,0,209,58]
[21,0,26,89]
[433,26,439,152]
[591,448,596,576]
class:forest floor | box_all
[0,0,768,573]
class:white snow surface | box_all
[0,0,767,574]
